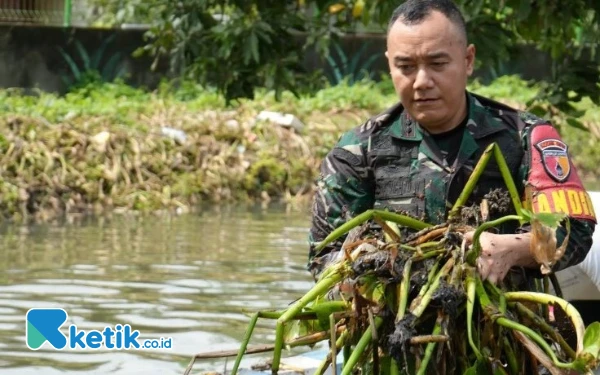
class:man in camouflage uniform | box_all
[308,0,597,284]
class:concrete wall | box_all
[0,24,554,94]
[0,25,166,94]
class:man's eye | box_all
[432,62,447,67]
[398,65,414,72]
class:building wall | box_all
[0,0,66,25]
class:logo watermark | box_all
[26,308,172,350]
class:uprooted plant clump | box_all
[188,143,600,375]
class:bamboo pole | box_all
[63,0,71,27]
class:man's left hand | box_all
[464,231,537,284]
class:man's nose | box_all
[413,67,434,90]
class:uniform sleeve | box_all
[307,138,374,279]
[520,122,597,272]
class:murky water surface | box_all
[0,204,318,374]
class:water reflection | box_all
[0,203,316,374]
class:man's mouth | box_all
[414,98,439,105]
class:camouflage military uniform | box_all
[308,91,597,279]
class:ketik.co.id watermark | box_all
[26,308,172,350]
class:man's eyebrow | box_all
[393,55,413,63]
[426,52,451,59]
[393,51,451,63]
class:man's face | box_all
[386,11,475,133]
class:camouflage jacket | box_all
[308,91,597,279]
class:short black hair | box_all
[387,0,467,43]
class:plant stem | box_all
[315,330,349,375]
[449,249,462,286]
[410,335,449,344]
[411,256,455,318]
[466,274,483,361]
[397,259,412,321]
[418,241,443,249]
[512,302,576,359]
[368,308,380,375]
[273,268,346,373]
[315,210,431,254]
[496,317,573,368]
[481,287,576,369]
[272,322,285,375]
[504,291,585,354]
[542,276,550,320]
[390,358,400,375]
[416,320,442,375]
[400,244,418,251]
[330,314,338,375]
[448,143,494,220]
[419,258,441,299]
[503,336,519,375]
[343,345,351,368]
[492,144,523,220]
[550,273,563,298]
[484,280,506,313]
[411,249,446,262]
[253,310,314,320]
[231,312,259,375]
[341,317,384,375]
[377,210,433,230]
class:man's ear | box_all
[385,51,389,59]
[466,44,476,76]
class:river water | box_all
[3,186,600,375]
[0,204,318,375]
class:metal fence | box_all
[0,0,72,27]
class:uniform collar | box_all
[388,91,507,170]
[389,91,506,142]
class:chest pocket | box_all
[370,142,425,218]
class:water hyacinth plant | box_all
[189,143,600,375]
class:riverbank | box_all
[0,76,598,222]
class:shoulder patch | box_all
[525,124,597,223]
[535,138,570,182]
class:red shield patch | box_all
[535,139,571,182]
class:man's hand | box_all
[464,231,537,284]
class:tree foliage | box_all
[89,0,600,125]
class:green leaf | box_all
[520,208,567,228]
[582,322,600,359]
[74,40,91,72]
[58,47,82,82]
[536,212,568,228]
[463,359,489,375]
[249,32,259,64]
[91,33,117,70]
[566,117,589,132]
[283,318,319,342]
[528,105,548,118]
[516,0,532,21]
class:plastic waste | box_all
[160,126,187,144]
[255,111,305,133]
